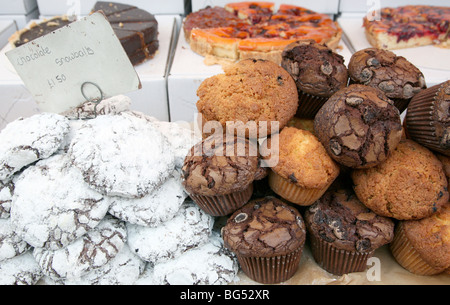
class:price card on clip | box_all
[6,12,141,114]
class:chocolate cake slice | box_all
[10,16,72,48]
[92,1,136,16]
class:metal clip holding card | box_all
[81,81,104,118]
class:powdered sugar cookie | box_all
[151,233,239,285]
[0,178,14,219]
[127,202,214,264]
[152,121,201,169]
[68,112,176,198]
[11,154,108,250]
[0,218,30,262]
[0,251,43,285]
[63,244,146,285]
[61,95,131,120]
[108,173,188,227]
[33,215,127,280]
[0,113,70,180]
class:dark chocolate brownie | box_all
[314,84,403,169]
[181,134,267,197]
[304,188,395,253]
[281,39,349,98]
[222,197,306,257]
[348,48,426,113]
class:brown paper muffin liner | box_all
[268,171,330,206]
[309,231,373,276]
[391,97,411,114]
[405,84,448,156]
[390,222,444,276]
[296,90,329,119]
[189,184,253,216]
[236,246,304,284]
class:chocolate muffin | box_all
[261,127,340,206]
[196,58,298,139]
[281,40,349,119]
[390,202,450,276]
[182,134,267,216]
[348,48,426,113]
[222,197,306,284]
[314,84,403,169]
[405,80,450,156]
[305,188,395,275]
[352,139,449,220]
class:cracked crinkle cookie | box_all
[10,154,108,250]
[0,218,30,262]
[136,233,238,285]
[33,215,127,280]
[0,113,70,180]
[127,202,214,264]
[64,244,146,285]
[0,177,14,219]
[108,173,188,227]
[68,112,176,198]
[152,233,238,285]
[0,251,43,285]
[60,95,132,120]
[151,120,202,169]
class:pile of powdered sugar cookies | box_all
[0,95,239,285]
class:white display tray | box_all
[338,16,450,87]
[167,21,354,123]
[0,14,177,130]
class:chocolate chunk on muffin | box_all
[196,58,298,139]
[305,188,394,275]
[281,40,349,119]
[222,197,306,284]
[405,80,450,156]
[182,134,267,216]
[352,139,449,220]
[314,84,403,169]
[348,48,426,113]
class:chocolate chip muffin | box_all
[222,197,306,284]
[314,84,403,169]
[405,80,450,156]
[305,188,395,275]
[261,127,340,206]
[348,48,426,113]
[390,202,450,276]
[182,134,267,216]
[196,58,298,139]
[352,139,449,220]
[281,40,349,119]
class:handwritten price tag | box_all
[6,12,141,114]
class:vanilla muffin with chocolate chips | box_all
[348,48,426,113]
[314,84,403,169]
[352,139,449,220]
[182,134,267,216]
[281,40,349,119]
[305,188,395,275]
[222,197,306,284]
[196,58,298,139]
